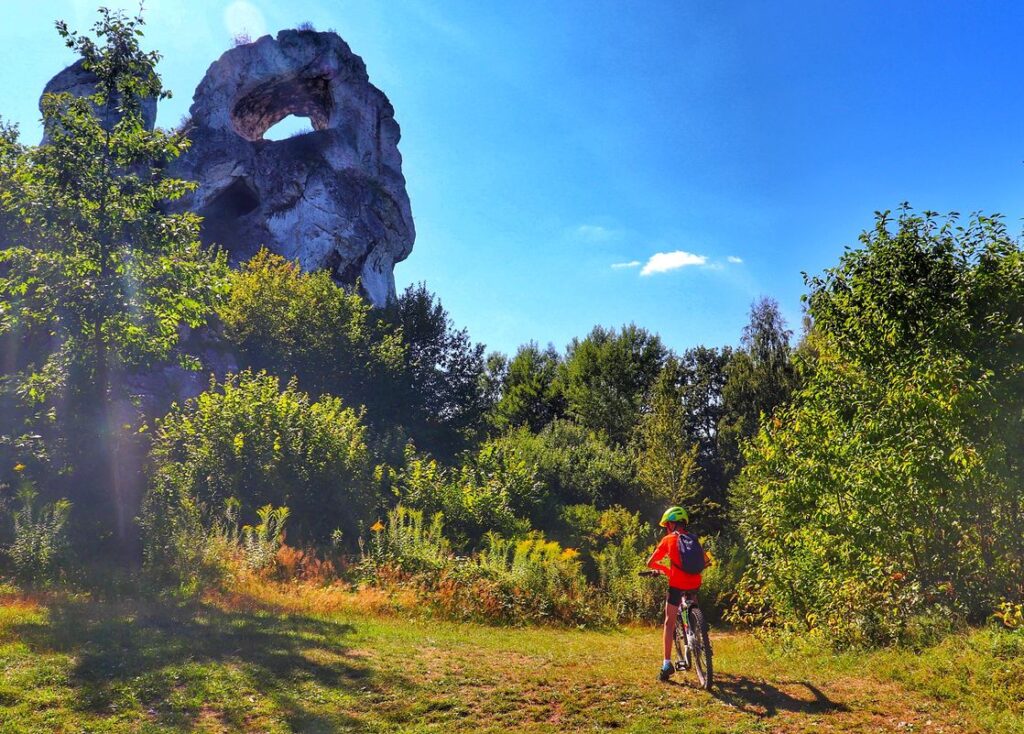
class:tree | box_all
[719,298,796,482]
[734,209,1024,644]
[677,346,732,520]
[218,249,404,425]
[633,356,701,507]
[490,341,565,432]
[385,283,488,460]
[0,9,227,546]
[558,325,668,447]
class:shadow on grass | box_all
[12,594,404,731]
[706,674,850,717]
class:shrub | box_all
[359,507,612,626]
[386,443,538,549]
[490,421,638,513]
[5,483,70,585]
[141,371,374,589]
[696,536,748,623]
[593,529,661,623]
[361,505,450,577]
[735,210,1024,646]
[145,370,373,547]
[240,504,290,574]
[468,532,600,625]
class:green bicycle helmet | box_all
[659,506,689,527]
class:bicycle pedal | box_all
[674,661,687,671]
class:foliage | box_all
[385,443,539,549]
[718,297,797,483]
[5,483,71,585]
[591,520,662,622]
[489,420,638,512]
[361,505,450,576]
[239,504,291,574]
[993,600,1024,632]
[462,532,599,625]
[218,250,404,426]
[676,346,732,529]
[735,209,1024,646]
[0,9,227,547]
[142,370,374,559]
[558,324,667,447]
[489,341,565,432]
[632,356,701,506]
[695,535,748,623]
[384,283,489,460]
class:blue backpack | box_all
[673,531,706,575]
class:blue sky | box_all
[3,1,1023,357]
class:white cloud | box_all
[574,224,615,242]
[224,0,267,40]
[727,256,744,264]
[611,260,641,269]
[640,250,707,276]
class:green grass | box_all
[0,585,1020,733]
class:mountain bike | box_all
[639,570,714,690]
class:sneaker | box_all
[659,662,674,682]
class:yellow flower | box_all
[13,463,25,473]
[370,520,385,533]
[560,548,579,561]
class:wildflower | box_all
[561,548,579,561]
[13,463,25,473]
[370,520,385,532]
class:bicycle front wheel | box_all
[688,606,713,690]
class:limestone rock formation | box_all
[40,59,158,141]
[39,29,415,307]
[169,30,415,306]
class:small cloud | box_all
[224,0,267,40]
[640,250,707,276]
[611,260,641,270]
[727,256,744,264]
[574,224,616,242]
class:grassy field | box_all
[0,583,1021,733]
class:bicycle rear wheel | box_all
[673,612,689,670]
[688,606,713,690]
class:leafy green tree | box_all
[490,341,565,432]
[558,325,668,447]
[385,283,488,460]
[735,209,1024,644]
[719,298,796,482]
[633,356,701,506]
[218,249,404,424]
[0,9,227,544]
[671,346,733,527]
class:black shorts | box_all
[667,586,686,606]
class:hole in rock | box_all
[263,114,316,141]
[199,178,260,256]
[231,76,332,141]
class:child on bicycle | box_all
[646,505,708,681]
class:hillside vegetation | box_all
[0,13,1022,733]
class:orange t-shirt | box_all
[649,531,703,590]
